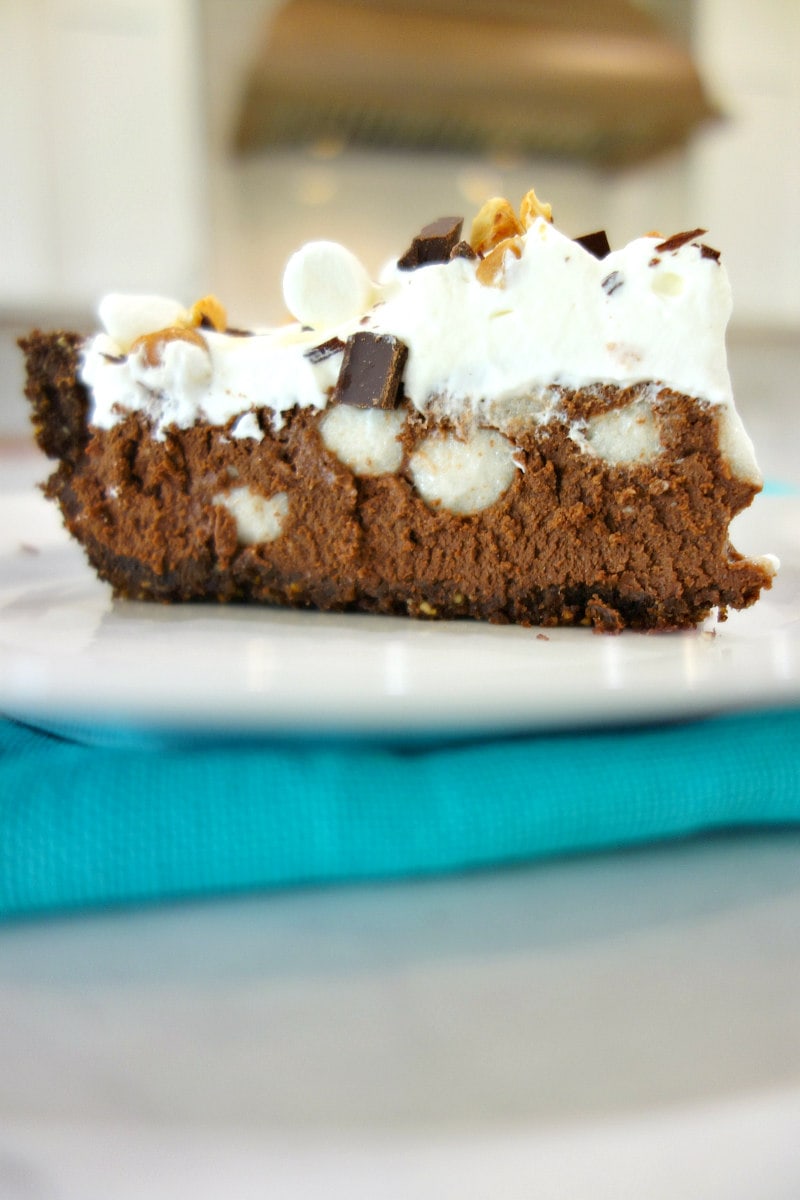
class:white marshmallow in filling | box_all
[580,398,662,465]
[320,405,406,475]
[213,487,289,545]
[409,429,519,515]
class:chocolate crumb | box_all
[699,243,721,263]
[575,230,611,259]
[649,256,661,267]
[655,228,707,254]
[601,270,624,296]
[305,337,345,365]
[587,596,625,634]
[101,352,125,364]
[334,332,408,409]
[536,632,550,641]
[398,216,464,270]
[225,327,255,338]
[450,239,477,261]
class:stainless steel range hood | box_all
[234,0,718,165]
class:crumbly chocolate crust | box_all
[20,330,773,631]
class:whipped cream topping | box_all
[369,222,733,415]
[79,211,761,486]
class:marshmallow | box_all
[409,429,519,515]
[320,406,405,476]
[213,487,289,545]
[282,241,374,331]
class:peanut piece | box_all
[187,294,227,332]
[130,326,208,367]
[475,236,523,287]
[470,198,523,257]
[519,187,553,227]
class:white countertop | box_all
[1,833,800,1197]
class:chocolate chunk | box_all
[699,243,721,263]
[574,230,611,259]
[334,332,408,409]
[601,270,624,296]
[305,336,345,365]
[398,216,464,270]
[450,239,478,261]
[655,228,707,253]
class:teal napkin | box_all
[1,707,799,920]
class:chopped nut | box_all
[129,326,208,367]
[475,236,523,287]
[187,294,227,332]
[418,600,438,617]
[470,197,523,256]
[519,187,553,227]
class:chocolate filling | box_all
[20,331,773,632]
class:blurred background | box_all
[1,0,798,438]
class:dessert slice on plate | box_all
[20,188,776,630]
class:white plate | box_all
[0,488,798,739]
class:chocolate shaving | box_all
[699,243,721,263]
[334,332,408,410]
[225,327,255,338]
[450,239,478,261]
[100,352,125,364]
[649,256,661,267]
[398,216,463,270]
[305,336,345,365]
[601,270,624,296]
[574,230,611,260]
[655,228,707,253]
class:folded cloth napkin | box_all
[1,707,799,920]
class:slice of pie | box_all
[20,188,776,631]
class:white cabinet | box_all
[0,0,208,311]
